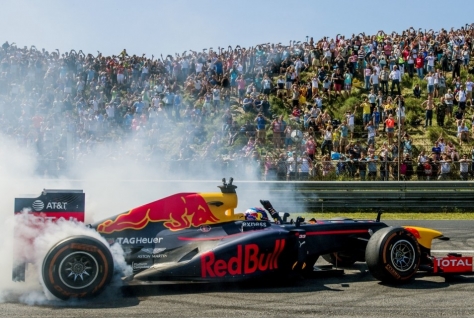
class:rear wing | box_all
[12,189,85,282]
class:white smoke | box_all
[0,126,220,305]
[0,211,131,306]
[0,108,287,305]
[0,133,138,305]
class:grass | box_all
[160,60,474,162]
[297,212,474,220]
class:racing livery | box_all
[12,178,474,300]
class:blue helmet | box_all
[244,207,269,221]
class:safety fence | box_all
[233,181,474,213]
[116,180,474,213]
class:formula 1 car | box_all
[12,178,474,300]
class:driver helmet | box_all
[244,207,269,221]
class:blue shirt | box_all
[340,125,348,138]
[174,94,181,105]
[373,111,381,124]
[256,116,266,130]
[133,101,144,113]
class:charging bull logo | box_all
[97,193,220,233]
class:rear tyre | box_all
[42,236,114,300]
[365,227,420,284]
[322,252,357,267]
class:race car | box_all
[12,178,473,300]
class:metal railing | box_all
[232,180,474,213]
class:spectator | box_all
[456,86,467,112]
[365,120,376,147]
[389,65,401,96]
[413,83,421,98]
[459,154,470,181]
[384,114,395,145]
[255,112,269,144]
[415,53,424,79]
[299,152,312,180]
[264,155,276,181]
[369,70,379,94]
[286,152,298,181]
[358,153,367,181]
[305,135,317,161]
[360,97,371,126]
[437,153,452,180]
[271,116,283,149]
[457,120,469,145]
[367,154,378,181]
[338,120,349,153]
[276,154,288,181]
[379,66,389,95]
[421,96,435,128]
[444,89,454,119]
[321,126,333,156]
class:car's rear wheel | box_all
[322,252,357,267]
[42,236,114,300]
[365,227,420,284]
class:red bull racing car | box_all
[12,178,474,300]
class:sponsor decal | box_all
[97,193,220,233]
[434,256,473,273]
[137,254,168,259]
[115,237,163,245]
[31,200,68,211]
[200,225,212,233]
[385,264,401,279]
[138,248,168,258]
[25,214,81,224]
[132,262,150,270]
[54,285,87,298]
[242,221,268,228]
[141,248,166,254]
[70,243,98,252]
[201,239,286,278]
[46,202,68,210]
[32,200,44,211]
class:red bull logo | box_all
[97,193,220,233]
[201,239,286,278]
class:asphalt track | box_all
[2,220,474,317]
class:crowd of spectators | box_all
[1,23,474,180]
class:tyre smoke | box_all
[1,212,131,305]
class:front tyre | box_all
[365,227,420,284]
[42,236,114,300]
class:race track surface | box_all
[2,220,474,317]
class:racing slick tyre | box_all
[322,252,357,267]
[42,236,114,300]
[365,227,420,284]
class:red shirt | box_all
[385,118,395,128]
[402,49,410,60]
[415,57,424,69]
[306,140,316,154]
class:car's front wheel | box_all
[42,236,114,300]
[365,227,420,284]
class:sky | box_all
[1,0,473,58]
